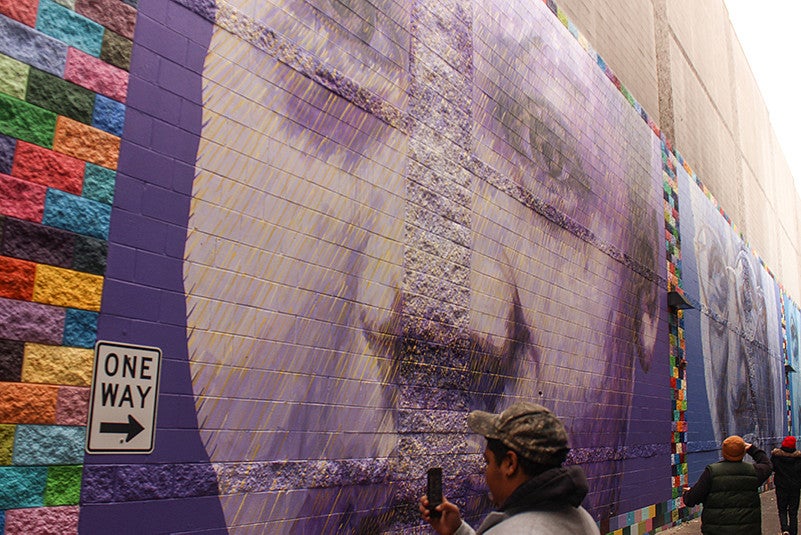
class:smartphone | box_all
[426,467,443,519]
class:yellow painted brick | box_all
[33,264,103,311]
[0,424,14,465]
[22,343,93,387]
[52,116,120,169]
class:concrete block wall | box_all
[0,0,134,532]
[0,0,798,534]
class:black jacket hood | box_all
[502,465,589,514]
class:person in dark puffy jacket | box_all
[772,435,801,535]
[682,435,772,535]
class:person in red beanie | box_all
[771,436,801,535]
[682,435,772,534]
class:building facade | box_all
[0,0,798,533]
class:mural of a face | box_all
[470,0,665,515]
[185,0,666,530]
[691,184,783,444]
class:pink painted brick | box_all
[5,506,79,535]
[12,141,85,195]
[56,386,90,426]
[0,173,46,222]
[76,0,137,40]
[64,47,129,103]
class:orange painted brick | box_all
[12,141,85,195]
[52,116,120,170]
[0,256,36,301]
[64,47,128,103]
[0,382,58,424]
[0,0,38,26]
[0,173,46,222]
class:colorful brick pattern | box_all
[0,0,130,529]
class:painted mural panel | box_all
[177,0,673,531]
[471,0,669,518]
[76,0,671,531]
[680,163,784,476]
[785,295,801,433]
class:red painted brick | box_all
[76,0,137,40]
[12,142,85,195]
[0,0,38,27]
[64,47,129,103]
[0,173,46,223]
[0,256,36,301]
[0,381,58,424]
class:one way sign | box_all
[86,341,162,454]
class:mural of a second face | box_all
[183,0,668,530]
[681,162,784,469]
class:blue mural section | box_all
[786,295,801,433]
[679,159,786,481]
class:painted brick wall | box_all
[1,1,799,534]
[0,0,134,532]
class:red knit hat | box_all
[783,436,797,449]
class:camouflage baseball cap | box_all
[467,402,570,465]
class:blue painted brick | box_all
[0,466,47,509]
[0,15,68,77]
[63,308,99,348]
[93,94,126,137]
[36,0,105,57]
[0,133,15,174]
[13,425,86,465]
[83,163,116,204]
[42,188,112,240]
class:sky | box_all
[723,0,801,193]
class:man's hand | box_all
[419,495,463,535]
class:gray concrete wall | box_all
[557,0,801,302]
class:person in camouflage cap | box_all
[420,402,599,535]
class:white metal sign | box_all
[86,341,162,454]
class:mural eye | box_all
[734,251,759,337]
[529,107,567,180]
[328,0,376,42]
[706,254,728,320]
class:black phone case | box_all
[427,467,443,518]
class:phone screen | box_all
[426,467,443,518]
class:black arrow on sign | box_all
[99,414,145,442]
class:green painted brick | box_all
[0,425,14,465]
[44,464,82,506]
[0,93,56,147]
[0,466,47,509]
[27,68,95,125]
[83,163,116,204]
[0,53,29,100]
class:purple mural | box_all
[84,0,672,532]
[179,0,669,531]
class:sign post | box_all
[86,341,162,454]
